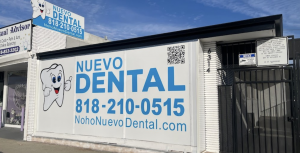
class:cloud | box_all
[194,15,203,21]
[112,7,151,21]
[195,0,300,36]
[87,4,105,19]
[0,0,31,11]
[0,15,22,27]
[195,0,268,17]
[245,0,300,27]
[87,24,137,41]
[86,23,189,41]
[85,5,192,41]
[283,29,297,37]
[147,0,157,6]
[49,0,105,19]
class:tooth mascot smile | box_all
[41,64,72,111]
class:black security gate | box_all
[291,37,300,153]
[218,37,300,153]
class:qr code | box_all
[167,45,185,64]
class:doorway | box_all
[5,71,27,126]
[217,41,298,153]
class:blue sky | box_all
[0,0,300,40]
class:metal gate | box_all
[291,37,300,153]
[218,37,300,153]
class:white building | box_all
[0,20,108,128]
[1,14,299,153]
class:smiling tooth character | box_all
[31,0,40,18]
[31,0,46,19]
[41,64,72,111]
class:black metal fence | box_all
[218,37,300,153]
[219,68,294,153]
[291,36,300,153]
[219,85,233,153]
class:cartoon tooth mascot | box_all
[31,0,46,19]
[41,64,72,111]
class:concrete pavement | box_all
[0,127,113,153]
[0,127,23,141]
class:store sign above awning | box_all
[0,20,32,56]
[256,37,289,66]
[31,0,85,40]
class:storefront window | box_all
[0,72,4,122]
[6,71,27,125]
[0,82,3,105]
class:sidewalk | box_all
[0,128,113,153]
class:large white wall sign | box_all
[0,20,32,56]
[31,0,85,39]
[37,41,197,147]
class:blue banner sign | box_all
[31,0,85,39]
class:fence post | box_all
[21,105,24,131]
[0,106,2,129]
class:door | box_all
[5,71,27,126]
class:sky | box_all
[0,0,300,41]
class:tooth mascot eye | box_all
[41,64,72,111]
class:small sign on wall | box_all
[239,53,256,66]
[0,20,32,56]
[256,37,288,66]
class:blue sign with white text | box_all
[31,0,85,39]
[240,53,255,58]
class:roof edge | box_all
[37,14,283,59]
